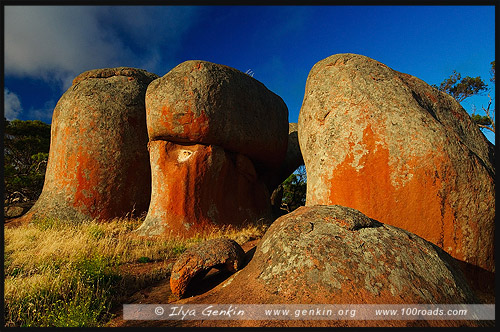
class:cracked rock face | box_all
[21,67,158,223]
[137,60,288,236]
[298,53,495,274]
[175,205,480,327]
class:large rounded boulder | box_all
[298,53,495,275]
[136,61,288,237]
[145,60,289,169]
[21,67,158,223]
[174,205,481,327]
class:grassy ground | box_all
[3,217,269,327]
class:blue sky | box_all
[3,5,495,143]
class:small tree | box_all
[280,165,307,213]
[434,70,487,102]
[434,61,495,134]
[471,95,495,134]
[470,61,495,134]
[4,119,51,203]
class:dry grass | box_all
[4,216,270,327]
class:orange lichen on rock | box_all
[145,60,289,169]
[136,141,272,237]
[170,206,483,328]
[298,53,495,275]
[321,124,459,259]
[18,67,158,224]
[137,60,288,237]
[152,104,210,143]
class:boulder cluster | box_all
[19,61,290,237]
[17,53,494,326]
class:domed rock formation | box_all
[145,60,289,170]
[298,53,495,275]
[136,60,289,237]
[19,67,158,223]
[173,205,482,327]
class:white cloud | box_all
[4,6,200,90]
[5,6,122,88]
[4,89,23,120]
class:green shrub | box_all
[137,256,152,263]
[171,244,187,256]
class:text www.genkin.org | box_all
[123,304,356,321]
[265,306,356,319]
[122,304,494,321]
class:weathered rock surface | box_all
[268,122,305,191]
[269,123,305,215]
[174,205,482,327]
[298,53,495,274]
[4,205,29,219]
[145,60,289,169]
[170,238,245,298]
[283,122,305,173]
[137,60,287,236]
[20,67,158,223]
[136,140,272,237]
